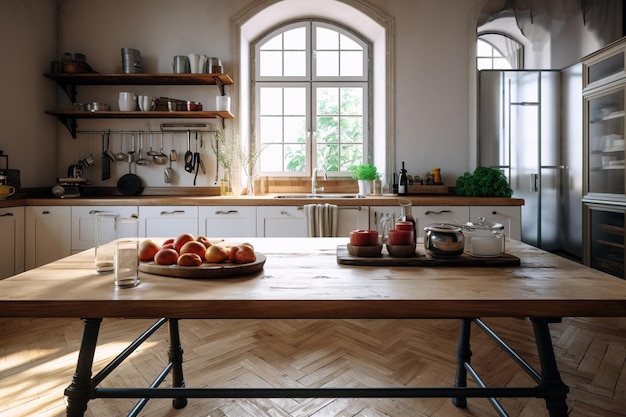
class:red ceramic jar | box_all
[350,229,379,246]
[388,229,414,245]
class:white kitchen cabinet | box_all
[71,206,139,253]
[469,206,521,241]
[412,206,470,237]
[336,206,369,236]
[256,206,306,237]
[25,206,72,269]
[0,206,25,279]
[369,206,402,232]
[198,206,256,238]
[256,205,368,237]
[138,206,199,238]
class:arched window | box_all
[477,33,523,70]
[253,20,370,176]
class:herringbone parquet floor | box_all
[1,316,625,417]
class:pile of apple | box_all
[139,233,257,267]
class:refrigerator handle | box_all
[530,173,539,192]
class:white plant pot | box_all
[357,179,371,197]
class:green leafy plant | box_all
[455,166,513,197]
[349,163,380,181]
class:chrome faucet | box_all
[311,167,327,194]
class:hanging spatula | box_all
[101,131,111,181]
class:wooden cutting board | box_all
[139,253,266,278]
[336,245,520,267]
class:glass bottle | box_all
[398,161,408,196]
[398,198,416,243]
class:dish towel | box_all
[304,203,339,237]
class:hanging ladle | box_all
[115,133,127,161]
[153,132,168,165]
[135,131,151,166]
[147,131,159,156]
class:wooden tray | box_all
[139,253,266,278]
[336,245,519,267]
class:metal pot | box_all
[423,223,464,257]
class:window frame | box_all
[252,19,372,178]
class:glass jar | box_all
[462,217,505,257]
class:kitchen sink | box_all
[274,193,362,199]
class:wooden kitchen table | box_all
[1,238,625,417]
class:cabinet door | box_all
[71,206,138,252]
[585,86,625,196]
[585,204,624,279]
[413,206,470,238]
[469,206,521,241]
[138,206,198,238]
[25,206,72,269]
[336,206,369,237]
[369,206,402,231]
[0,206,25,279]
[198,206,256,238]
[256,206,306,237]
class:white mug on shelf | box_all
[118,92,137,111]
[138,95,155,111]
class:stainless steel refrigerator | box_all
[478,68,582,257]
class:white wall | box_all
[0,0,620,189]
[0,0,57,188]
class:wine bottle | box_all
[398,161,408,196]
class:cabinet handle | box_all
[215,210,238,215]
[0,212,14,217]
[160,210,185,215]
[425,210,452,215]
[338,206,362,211]
[42,210,50,215]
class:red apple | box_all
[139,239,160,262]
[173,233,195,252]
[177,252,203,266]
[154,248,179,265]
[180,241,208,259]
[205,245,229,263]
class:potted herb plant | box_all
[349,163,380,196]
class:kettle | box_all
[68,164,83,178]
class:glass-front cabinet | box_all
[582,37,626,278]
[585,86,625,196]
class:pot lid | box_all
[463,216,504,231]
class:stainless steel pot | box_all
[423,223,464,257]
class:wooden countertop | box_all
[0,194,524,208]
[0,238,622,320]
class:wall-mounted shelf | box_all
[44,73,234,101]
[44,73,235,137]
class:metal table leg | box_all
[64,318,102,417]
[167,318,188,409]
[453,318,472,408]
[531,318,570,417]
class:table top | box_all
[1,238,624,319]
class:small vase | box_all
[220,169,233,196]
[247,175,255,196]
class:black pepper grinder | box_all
[398,161,408,196]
